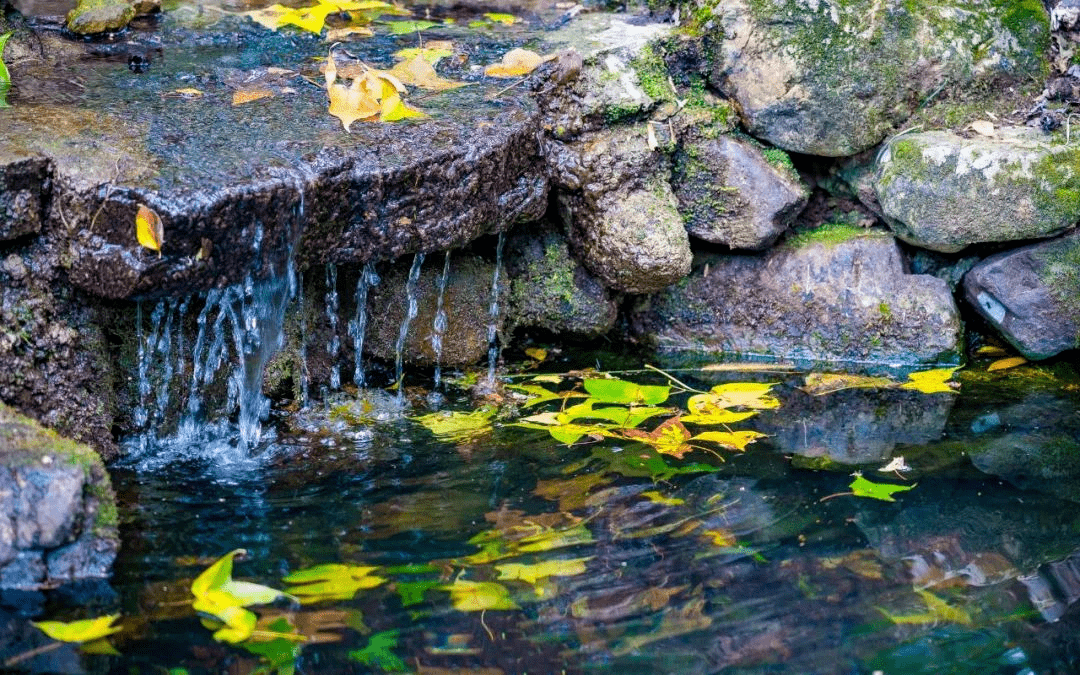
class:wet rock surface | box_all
[0,402,118,590]
[672,135,807,250]
[874,128,1080,252]
[631,229,962,365]
[703,0,1050,156]
[963,229,1080,359]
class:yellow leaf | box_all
[379,92,425,121]
[682,394,757,425]
[242,3,295,30]
[707,382,780,409]
[691,430,767,451]
[166,87,204,98]
[394,43,454,65]
[975,345,1008,357]
[328,76,380,131]
[135,204,163,255]
[389,54,464,91]
[987,356,1027,372]
[440,580,519,612]
[483,12,518,24]
[969,120,995,137]
[32,615,122,643]
[524,347,547,361]
[484,48,547,78]
[640,490,684,506]
[899,367,960,394]
[325,25,374,41]
[800,372,894,395]
[701,529,736,547]
[279,3,336,33]
[495,557,591,586]
[232,88,274,105]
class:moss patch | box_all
[785,223,883,249]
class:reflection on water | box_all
[3,361,1080,674]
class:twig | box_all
[89,158,123,232]
[644,364,708,394]
[488,77,527,99]
[3,641,64,668]
[480,609,495,641]
[818,491,855,502]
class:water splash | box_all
[325,263,340,391]
[431,250,452,391]
[395,253,425,404]
[349,262,380,388]
[486,232,506,388]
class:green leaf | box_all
[193,593,258,643]
[483,12,518,23]
[560,399,670,428]
[412,407,495,442]
[586,445,719,481]
[395,580,440,607]
[583,378,670,405]
[240,617,302,675]
[440,579,520,611]
[283,563,386,603]
[849,474,915,502]
[349,629,407,671]
[32,615,122,643]
[0,32,11,108]
[386,19,438,34]
[191,550,289,608]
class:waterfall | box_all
[349,262,380,388]
[486,232,506,388]
[395,253,425,404]
[297,270,309,407]
[325,263,340,391]
[431,250,452,392]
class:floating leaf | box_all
[506,383,585,407]
[560,399,670,428]
[706,382,780,409]
[136,204,164,255]
[394,42,454,65]
[849,473,915,502]
[244,0,395,34]
[412,407,495,442]
[800,372,894,395]
[987,356,1027,372]
[691,429,766,451]
[495,557,591,587]
[349,629,406,671]
[440,580,519,611]
[621,417,693,458]
[682,394,756,425]
[32,615,122,643]
[483,12,518,24]
[484,48,547,78]
[232,88,275,105]
[878,589,972,626]
[899,367,959,394]
[0,32,12,108]
[583,378,670,405]
[283,563,386,603]
[386,19,438,34]
[191,549,288,608]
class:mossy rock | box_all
[66,0,136,34]
[874,127,1080,252]
[702,0,1050,156]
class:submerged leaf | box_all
[483,12,518,24]
[412,407,495,442]
[495,557,591,586]
[394,42,455,65]
[987,356,1027,372]
[283,563,386,602]
[691,429,766,451]
[388,54,465,91]
[849,474,915,502]
[32,615,122,643]
[440,580,519,611]
[620,417,693,458]
[899,367,959,394]
[191,549,289,609]
[349,629,406,671]
[232,88,275,105]
[800,372,894,395]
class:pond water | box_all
[4,353,1080,674]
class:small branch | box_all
[644,364,707,394]
[3,641,64,668]
[818,491,855,503]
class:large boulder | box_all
[702,0,1050,156]
[549,125,692,293]
[875,128,1080,252]
[0,403,118,590]
[632,226,962,365]
[672,135,807,250]
[962,230,1080,359]
[505,225,618,338]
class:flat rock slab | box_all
[1,14,549,299]
[963,229,1080,359]
[631,229,962,367]
[875,128,1080,252]
[0,402,117,589]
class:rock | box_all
[549,125,692,293]
[632,226,961,366]
[505,225,618,337]
[0,402,118,590]
[672,135,807,250]
[1052,0,1080,30]
[703,0,1049,156]
[364,255,507,368]
[0,156,49,242]
[962,230,1080,359]
[66,0,136,34]
[874,128,1080,252]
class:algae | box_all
[785,223,883,249]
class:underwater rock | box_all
[702,0,1049,156]
[672,135,807,250]
[0,403,118,590]
[631,228,961,366]
[505,225,618,338]
[875,128,1080,252]
[364,255,507,368]
[962,229,1080,360]
[549,125,691,293]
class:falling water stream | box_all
[395,253,425,403]
[431,250,452,392]
[486,231,506,387]
[325,263,341,392]
[349,262,380,388]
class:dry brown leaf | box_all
[165,87,204,98]
[388,54,465,90]
[232,88,275,105]
[484,48,551,78]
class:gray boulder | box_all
[962,230,1080,359]
[549,125,692,293]
[703,0,1049,156]
[506,226,618,338]
[364,255,507,368]
[875,128,1080,252]
[672,135,807,250]
[0,403,118,589]
[632,227,962,365]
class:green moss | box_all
[762,147,794,171]
[995,0,1051,74]
[1036,237,1080,342]
[630,44,670,102]
[785,223,880,249]
[604,103,643,126]
[878,302,893,320]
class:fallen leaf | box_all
[283,563,386,602]
[136,204,163,255]
[621,417,693,458]
[412,407,495,442]
[232,88,275,105]
[32,615,122,643]
[388,54,465,91]
[987,356,1027,372]
[878,456,911,473]
[495,557,591,586]
[165,87,204,98]
[706,382,780,409]
[969,120,995,136]
[691,429,766,451]
[483,12,518,24]
[682,394,757,425]
[849,473,915,502]
[440,580,519,611]
[583,377,670,405]
[899,367,959,394]
[524,347,548,361]
[325,25,374,41]
[386,19,438,34]
[484,48,548,78]
[801,372,894,395]
[394,42,455,65]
